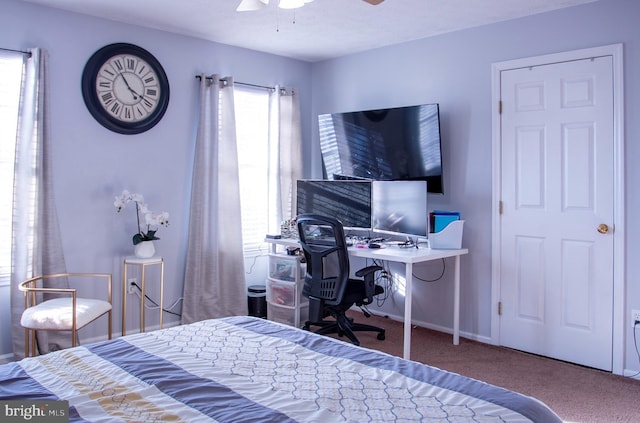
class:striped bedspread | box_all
[0,316,561,422]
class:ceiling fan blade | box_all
[237,0,269,12]
[362,0,385,5]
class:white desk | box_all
[348,246,468,360]
[266,238,468,360]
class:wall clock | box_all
[81,43,170,135]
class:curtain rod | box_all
[0,47,31,56]
[195,75,275,92]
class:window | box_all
[0,52,23,287]
[235,87,271,257]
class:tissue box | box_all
[429,220,464,249]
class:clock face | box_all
[96,54,161,123]
[82,43,169,134]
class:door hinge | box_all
[498,301,503,316]
[498,100,503,114]
[499,201,503,215]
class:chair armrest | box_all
[355,265,384,301]
[19,273,113,307]
[355,265,383,278]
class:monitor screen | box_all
[318,103,443,194]
[371,180,428,238]
[296,180,372,230]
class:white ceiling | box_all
[21,0,597,62]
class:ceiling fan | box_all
[237,0,384,12]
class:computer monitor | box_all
[371,180,428,238]
[296,180,372,230]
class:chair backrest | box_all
[297,214,350,307]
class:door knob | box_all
[597,223,609,234]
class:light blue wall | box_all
[0,0,312,358]
[309,0,639,373]
[2,0,639,375]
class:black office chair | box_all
[297,214,385,346]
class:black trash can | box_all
[247,285,267,318]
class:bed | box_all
[0,316,561,422]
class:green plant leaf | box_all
[132,233,144,245]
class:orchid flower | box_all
[115,190,170,245]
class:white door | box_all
[499,56,615,371]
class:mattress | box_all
[0,316,561,422]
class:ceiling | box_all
[20,0,597,62]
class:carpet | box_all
[329,311,640,422]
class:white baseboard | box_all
[368,311,495,346]
[375,311,640,380]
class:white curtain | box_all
[268,86,302,232]
[10,48,67,358]
[182,75,247,324]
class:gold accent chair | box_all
[19,273,113,357]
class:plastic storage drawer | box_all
[267,302,309,328]
[266,278,299,307]
[268,254,302,282]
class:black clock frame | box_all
[81,43,170,135]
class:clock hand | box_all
[119,73,144,100]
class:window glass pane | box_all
[0,53,23,286]
[235,88,270,257]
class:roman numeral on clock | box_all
[110,101,122,115]
[100,92,114,105]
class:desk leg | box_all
[403,262,413,360]
[453,255,460,345]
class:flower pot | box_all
[134,241,156,259]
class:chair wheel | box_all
[377,332,385,341]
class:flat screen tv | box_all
[296,179,372,230]
[371,180,428,239]
[318,103,443,194]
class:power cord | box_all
[368,258,399,307]
[632,320,640,379]
[412,258,446,283]
[129,282,183,317]
[246,242,272,275]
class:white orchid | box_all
[145,211,169,227]
[114,190,169,245]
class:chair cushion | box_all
[21,298,112,331]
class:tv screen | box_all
[318,103,443,194]
[371,180,428,238]
[296,180,372,230]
